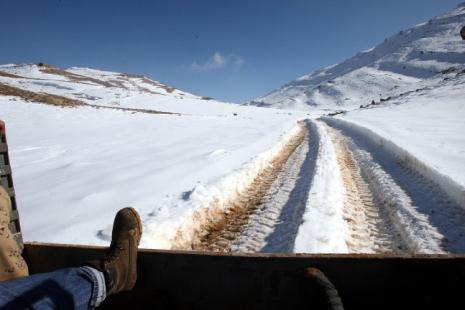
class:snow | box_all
[335,73,465,208]
[323,119,448,253]
[0,64,306,247]
[294,122,348,253]
[323,115,465,253]
[141,122,303,249]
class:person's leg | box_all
[0,207,142,309]
[0,186,28,281]
[0,266,105,309]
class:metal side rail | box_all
[0,120,23,249]
[23,243,465,310]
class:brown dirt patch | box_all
[109,75,164,95]
[120,73,175,93]
[86,104,179,115]
[120,73,174,92]
[0,83,84,107]
[1,82,179,115]
[0,71,24,79]
[141,77,175,94]
[38,64,114,88]
[39,64,175,95]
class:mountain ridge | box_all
[248,3,465,111]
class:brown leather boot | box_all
[88,207,142,295]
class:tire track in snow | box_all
[231,121,318,253]
[191,121,308,252]
[324,119,465,254]
[323,123,407,253]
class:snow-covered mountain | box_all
[249,3,465,111]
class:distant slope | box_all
[0,63,217,114]
[249,3,465,111]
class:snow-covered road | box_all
[187,119,465,254]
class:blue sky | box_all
[1,0,463,102]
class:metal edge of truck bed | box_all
[24,242,465,310]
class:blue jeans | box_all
[0,267,106,309]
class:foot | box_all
[88,207,142,295]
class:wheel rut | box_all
[232,120,318,253]
[323,123,407,253]
[191,121,309,252]
[323,119,465,254]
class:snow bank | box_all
[140,122,303,249]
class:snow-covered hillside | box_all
[0,63,306,247]
[0,63,226,113]
[249,3,465,111]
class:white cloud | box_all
[190,52,245,71]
